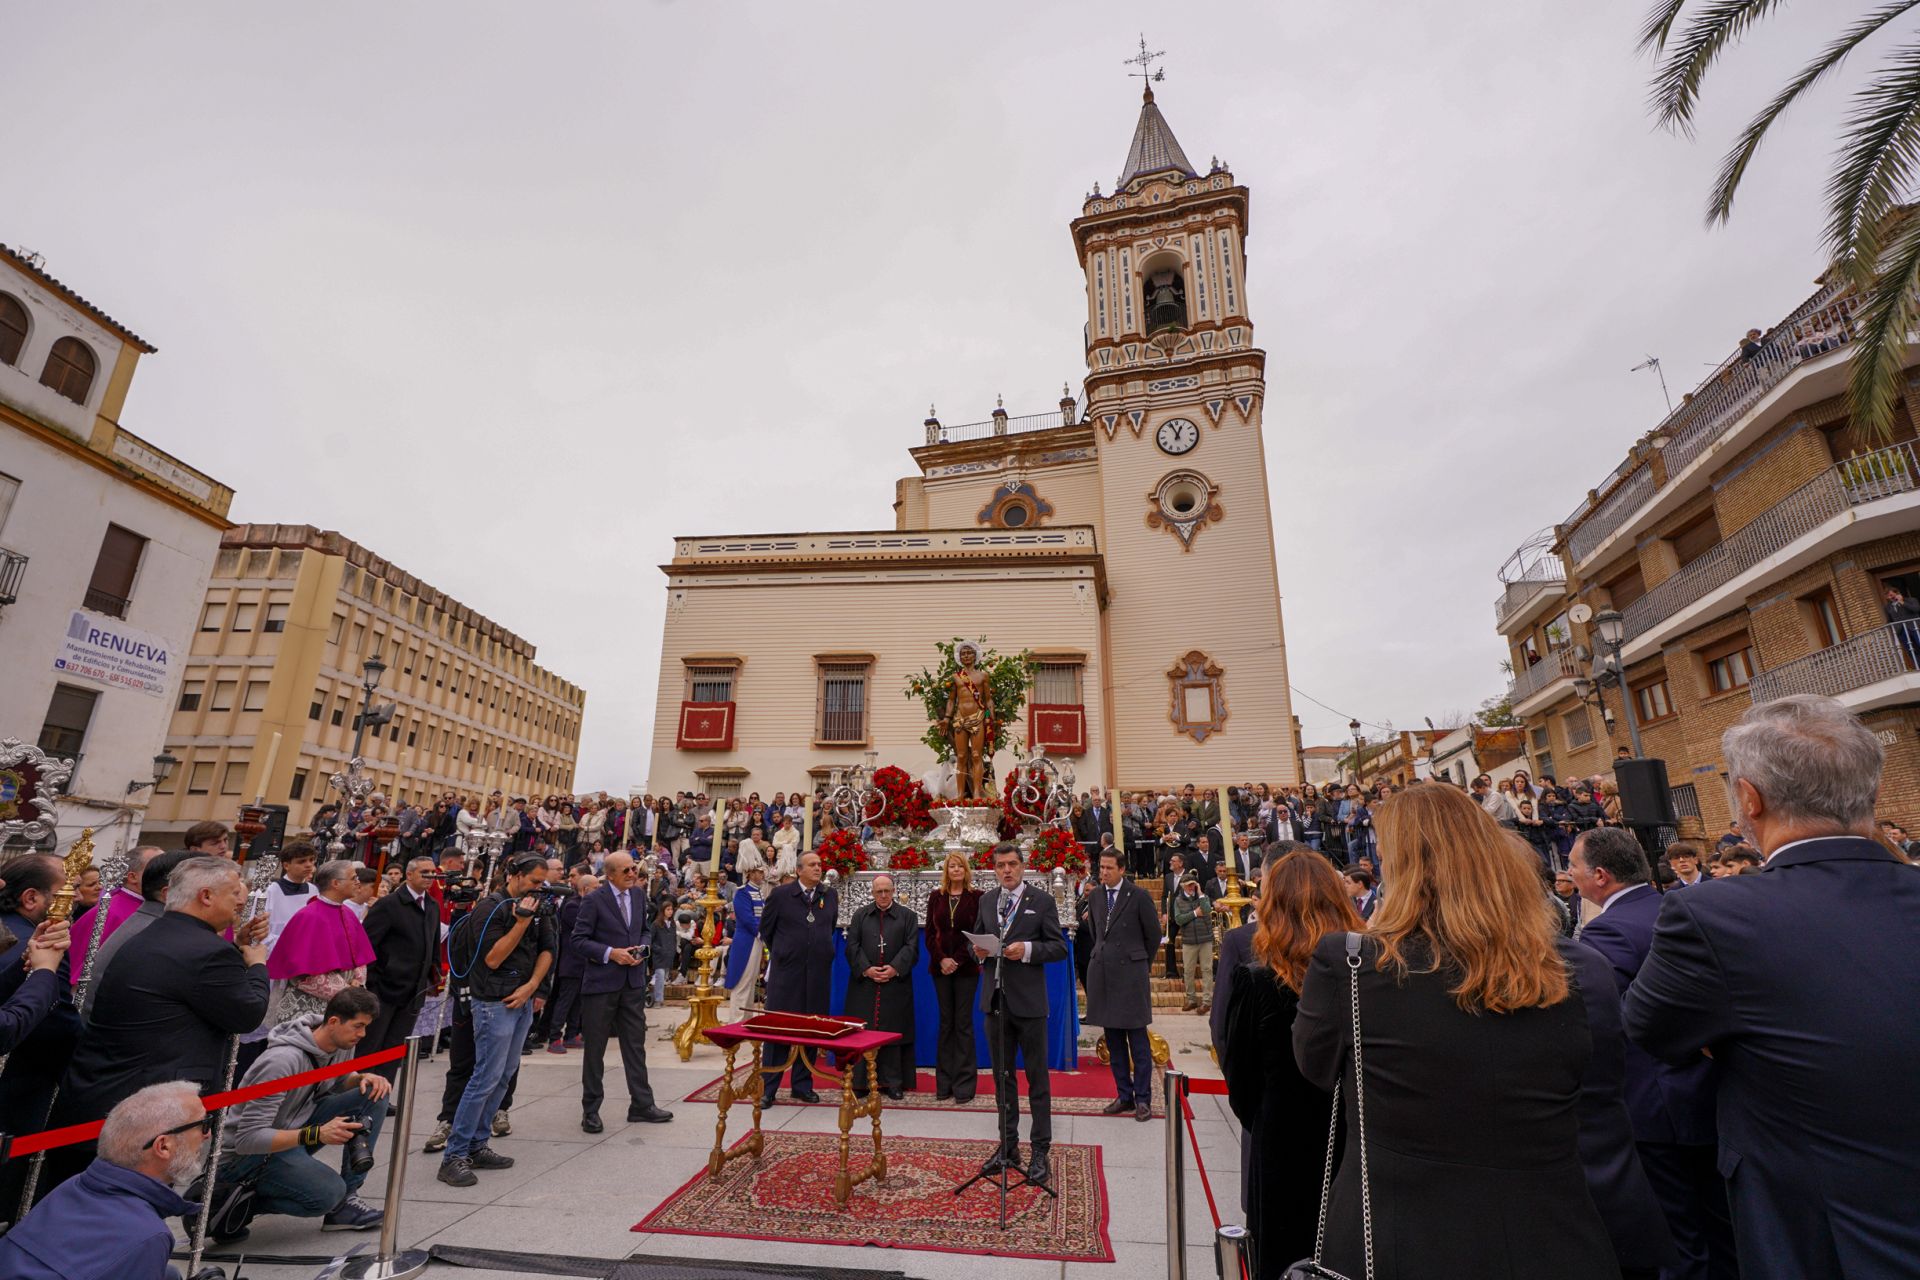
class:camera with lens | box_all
[341,1110,374,1176]
[433,871,482,905]
[516,883,566,921]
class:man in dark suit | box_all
[1076,791,1115,861]
[758,850,837,1106]
[1571,827,1734,1280]
[572,852,672,1132]
[540,869,594,1051]
[1624,696,1920,1279]
[0,853,82,1208]
[1084,849,1159,1122]
[361,855,442,1083]
[45,855,271,1197]
[972,842,1068,1185]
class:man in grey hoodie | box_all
[219,986,391,1233]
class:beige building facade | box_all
[146,524,585,843]
[647,89,1299,796]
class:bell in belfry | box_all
[1146,269,1186,332]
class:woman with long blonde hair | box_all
[924,851,983,1102]
[1292,784,1615,1280]
[1221,850,1364,1278]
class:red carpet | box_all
[634,1131,1113,1263]
[682,1065,1165,1117]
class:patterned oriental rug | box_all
[634,1132,1113,1263]
[682,1066,1166,1118]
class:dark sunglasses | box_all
[143,1114,213,1149]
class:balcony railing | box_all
[0,547,25,606]
[1750,619,1920,705]
[928,408,1074,445]
[1508,648,1580,704]
[1622,440,1918,644]
[1564,283,1861,566]
[1494,527,1567,628]
[81,586,130,618]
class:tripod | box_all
[951,1146,1057,1231]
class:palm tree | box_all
[1643,1,1920,442]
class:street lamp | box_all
[1349,718,1363,785]
[351,656,388,760]
[1586,609,1645,759]
[126,751,179,796]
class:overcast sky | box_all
[8,3,1856,787]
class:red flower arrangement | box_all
[869,766,936,833]
[888,846,932,871]
[815,828,869,877]
[1027,825,1086,875]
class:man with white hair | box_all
[0,1080,206,1278]
[46,856,270,1197]
[1624,695,1920,1279]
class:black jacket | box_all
[760,880,837,1014]
[1224,962,1335,1277]
[1623,836,1920,1278]
[59,913,270,1123]
[362,886,440,1009]
[974,884,1067,1020]
[1293,933,1617,1279]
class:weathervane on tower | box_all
[1123,35,1165,101]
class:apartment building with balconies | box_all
[1494,271,1920,835]
[143,524,587,845]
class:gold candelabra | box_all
[1213,863,1253,937]
[673,876,729,1061]
[46,828,94,926]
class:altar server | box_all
[724,866,768,1017]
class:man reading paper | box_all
[972,843,1068,1186]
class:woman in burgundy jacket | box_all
[924,852,983,1102]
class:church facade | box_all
[645,88,1300,798]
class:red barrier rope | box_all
[1178,1087,1224,1231]
[6,1042,407,1158]
[1186,1076,1228,1096]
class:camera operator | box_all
[422,850,514,1155]
[436,853,555,1188]
[217,987,390,1236]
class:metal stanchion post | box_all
[1165,1067,1186,1280]
[340,1036,429,1280]
[1215,1224,1249,1280]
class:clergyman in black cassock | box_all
[844,877,919,1097]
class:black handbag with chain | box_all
[1284,931,1375,1280]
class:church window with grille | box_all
[816,661,870,744]
[685,665,736,702]
[1033,661,1084,707]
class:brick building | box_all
[1492,272,1920,836]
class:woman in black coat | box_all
[1221,850,1366,1280]
[923,853,982,1103]
[1292,784,1618,1280]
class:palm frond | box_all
[1649,0,1794,136]
[1825,37,1920,281]
[1639,0,1692,55]
[1708,0,1920,225]
[1843,207,1920,442]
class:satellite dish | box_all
[1569,603,1593,625]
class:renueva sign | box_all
[53,610,171,698]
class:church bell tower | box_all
[1074,56,1299,785]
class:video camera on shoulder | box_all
[427,869,483,905]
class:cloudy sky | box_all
[9,3,1857,786]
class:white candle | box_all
[255,731,282,805]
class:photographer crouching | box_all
[437,852,556,1188]
[215,987,390,1237]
